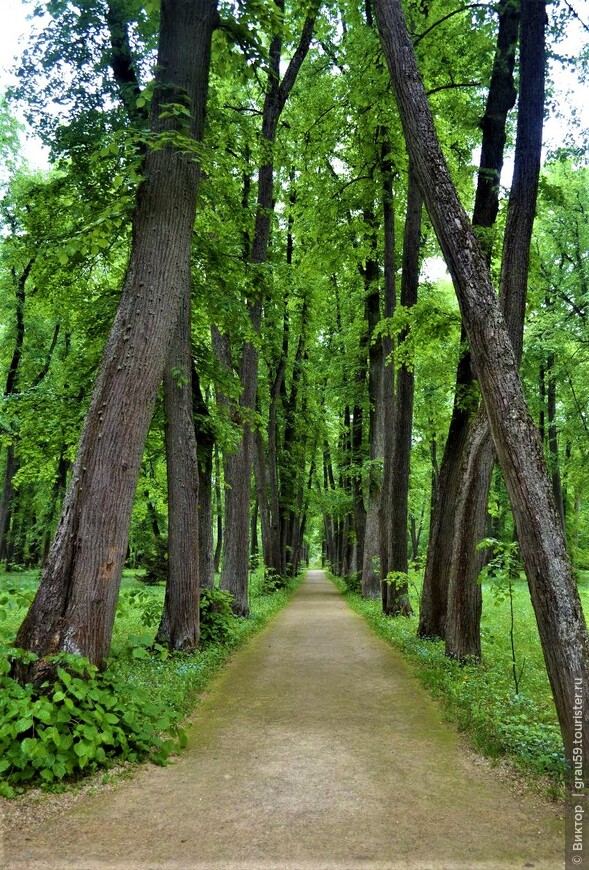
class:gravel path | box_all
[2,570,563,869]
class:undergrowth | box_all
[0,567,302,797]
[332,569,589,794]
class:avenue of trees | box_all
[0,0,588,781]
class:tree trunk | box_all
[445,0,544,661]
[547,353,566,531]
[156,294,200,652]
[42,452,70,564]
[361,182,387,597]
[0,260,32,562]
[0,446,18,564]
[418,0,519,639]
[253,427,275,571]
[213,444,223,575]
[15,0,218,676]
[375,0,589,773]
[444,414,491,661]
[378,156,397,600]
[382,163,421,616]
[418,339,471,638]
[193,368,215,590]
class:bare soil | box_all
[1,571,563,869]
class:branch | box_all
[567,374,589,440]
[106,1,148,126]
[427,80,480,96]
[563,0,589,33]
[413,3,491,45]
[31,322,61,389]
[277,6,320,113]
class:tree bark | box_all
[378,153,396,598]
[361,189,386,598]
[156,294,200,651]
[445,0,544,661]
[0,260,32,562]
[15,0,218,676]
[193,366,215,590]
[213,444,223,575]
[375,0,589,772]
[382,163,421,616]
[418,0,519,639]
[547,353,566,531]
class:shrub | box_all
[0,648,185,797]
[341,572,362,594]
[137,538,168,585]
[261,567,286,594]
[199,588,238,646]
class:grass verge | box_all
[0,567,303,796]
[331,570,589,797]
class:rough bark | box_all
[418,0,519,639]
[213,445,223,575]
[378,155,396,597]
[15,0,217,676]
[156,295,200,651]
[0,260,32,562]
[375,0,589,771]
[547,353,566,531]
[445,0,544,661]
[193,367,215,590]
[361,191,385,598]
[106,0,203,644]
[382,163,421,616]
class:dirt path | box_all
[2,571,563,870]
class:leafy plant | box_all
[478,538,526,695]
[341,572,362,594]
[260,567,287,594]
[0,648,186,797]
[199,588,237,646]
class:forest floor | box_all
[2,570,563,870]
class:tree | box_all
[374,0,589,774]
[219,1,318,615]
[445,0,545,661]
[15,0,218,677]
[418,0,519,641]
[381,162,421,615]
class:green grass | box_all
[0,566,303,794]
[334,569,589,793]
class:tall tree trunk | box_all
[220,6,317,613]
[156,295,200,651]
[382,163,421,616]
[445,0,543,661]
[253,427,275,571]
[362,187,386,597]
[250,497,259,567]
[547,353,566,531]
[15,0,218,677]
[280,308,308,577]
[378,155,397,598]
[213,444,223,575]
[0,260,32,562]
[106,0,204,639]
[374,0,589,775]
[193,368,215,590]
[418,0,519,639]
[42,452,70,564]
